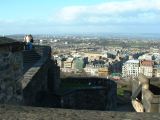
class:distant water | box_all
[109,33,160,39]
[90,33,160,40]
[3,33,160,40]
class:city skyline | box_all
[0,0,160,34]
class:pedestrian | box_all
[23,35,28,50]
[24,34,34,50]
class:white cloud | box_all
[57,6,87,21]
[55,0,160,25]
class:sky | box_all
[0,0,160,35]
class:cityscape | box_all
[0,0,160,119]
[9,34,160,80]
[3,34,160,112]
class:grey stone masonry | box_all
[0,104,160,120]
[0,49,23,104]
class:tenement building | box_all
[122,59,154,78]
[139,60,154,77]
[122,60,139,77]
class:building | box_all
[83,52,102,61]
[122,60,139,77]
[138,54,153,60]
[84,62,109,77]
[110,61,123,73]
[72,57,84,71]
[153,65,160,77]
[63,58,73,68]
[139,60,153,77]
[98,68,109,77]
[84,64,99,76]
[107,51,117,59]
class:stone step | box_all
[23,57,41,60]
[23,60,39,63]
[23,55,40,59]
[23,50,41,64]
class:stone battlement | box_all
[0,104,160,120]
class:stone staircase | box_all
[23,50,41,73]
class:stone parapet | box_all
[0,104,160,120]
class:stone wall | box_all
[1,104,160,120]
[48,61,60,93]
[61,88,109,110]
[0,45,60,107]
[132,74,160,112]
[59,77,117,110]
[22,59,60,106]
[0,48,23,104]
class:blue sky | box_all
[0,0,160,34]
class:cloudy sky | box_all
[0,0,160,34]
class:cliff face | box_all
[0,104,160,120]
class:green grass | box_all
[117,88,125,96]
[117,85,128,96]
[60,82,92,90]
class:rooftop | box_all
[126,60,139,64]
[141,60,154,66]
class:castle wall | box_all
[62,88,108,110]
[132,74,160,112]
[0,48,23,104]
[60,77,117,110]
[1,104,160,120]
[23,59,60,106]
